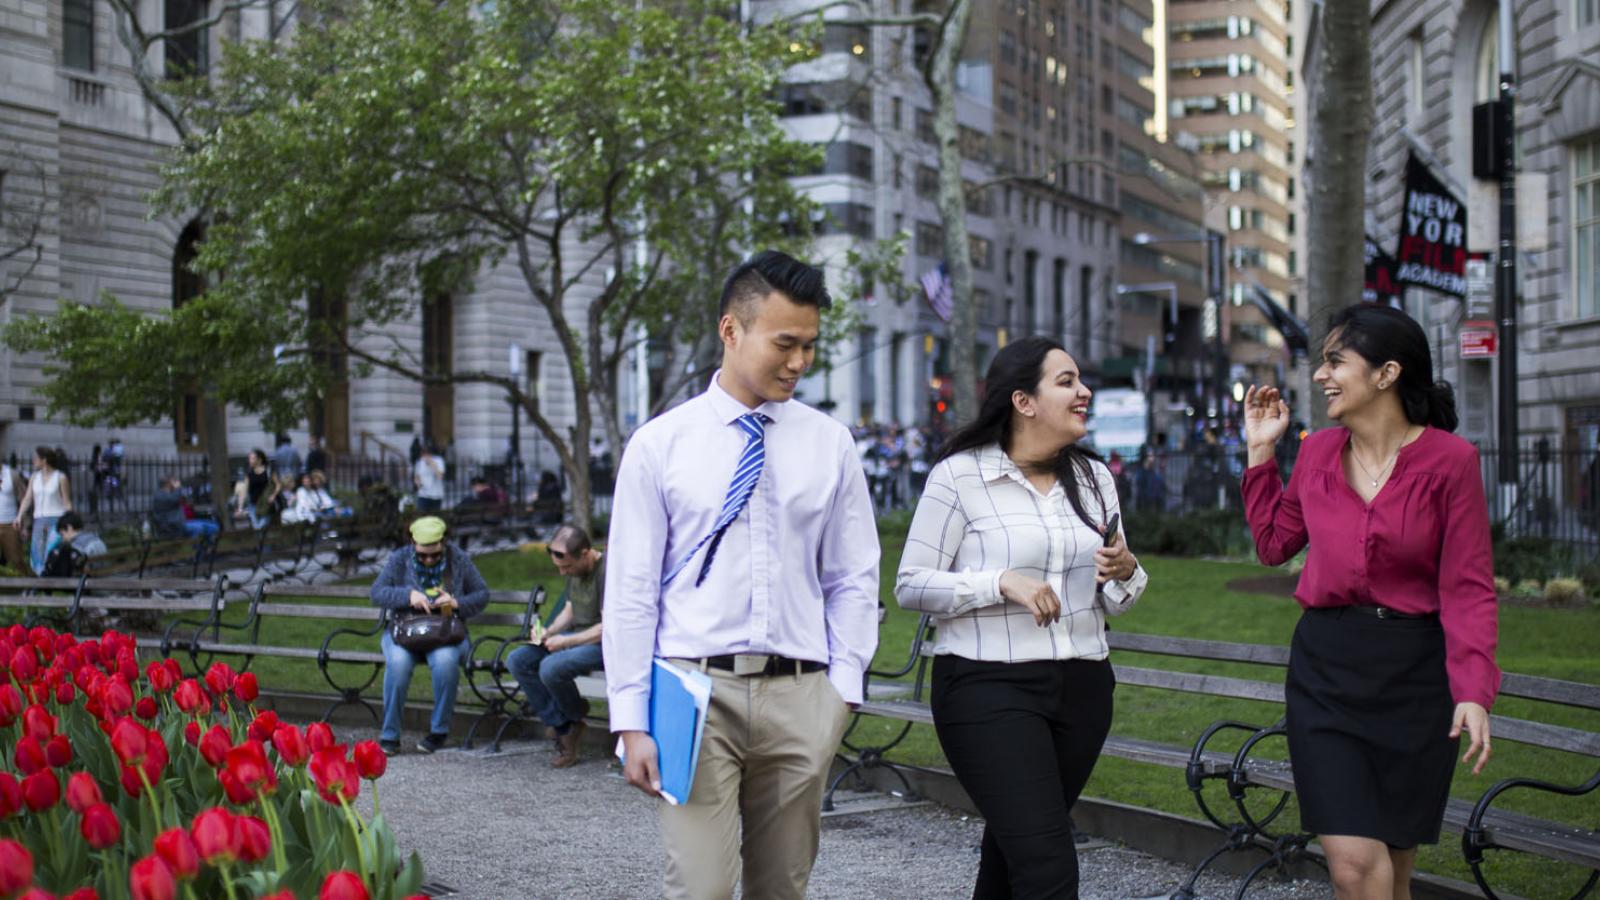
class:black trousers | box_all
[932,655,1116,900]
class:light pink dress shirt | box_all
[601,373,882,733]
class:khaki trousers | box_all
[659,663,851,900]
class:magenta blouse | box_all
[1241,426,1501,707]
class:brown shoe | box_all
[551,720,587,768]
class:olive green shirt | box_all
[563,553,605,630]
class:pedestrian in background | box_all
[0,460,26,572]
[13,447,71,575]
[413,444,445,512]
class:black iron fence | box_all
[18,452,594,533]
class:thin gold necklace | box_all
[1349,430,1412,489]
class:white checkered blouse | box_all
[894,443,1148,662]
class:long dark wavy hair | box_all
[1326,304,1459,432]
[935,337,1109,530]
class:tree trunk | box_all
[1306,0,1373,430]
[200,387,231,533]
[926,0,977,425]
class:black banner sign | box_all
[1363,236,1401,307]
[1394,154,1468,297]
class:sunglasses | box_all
[415,550,445,564]
[548,548,568,561]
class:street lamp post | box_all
[1131,231,1228,424]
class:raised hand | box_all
[1243,385,1291,451]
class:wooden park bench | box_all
[840,615,1600,899]
[164,581,543,724]
[0,575,226,655]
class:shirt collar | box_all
[975,443,1023,484]
[704,369,788,426]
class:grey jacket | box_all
[369,544,489,620]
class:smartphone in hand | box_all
[1102,512,1121,548]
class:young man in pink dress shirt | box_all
[602,251,881,900]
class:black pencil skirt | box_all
[1285,606,1460,849]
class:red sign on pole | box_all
[1460,320,1498,359]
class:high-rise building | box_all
[1163,0,1301,413]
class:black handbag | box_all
[390,608,466,653]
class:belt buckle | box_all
[1375,607,1392,619]
[732,654,769,676]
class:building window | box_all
[1576,137,1600,318]
[916,220,944,257]
[165,0,210,78]
[1580,0,1598,27]
[63,0,95,72]
[172,221,206,450]
[816,202,875,239]
[1408,31,1425,123]
[1474,15,1502,103]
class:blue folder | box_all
[618,659,713,805]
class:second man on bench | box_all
[506,524,605,768]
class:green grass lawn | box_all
[154,524,1597,896]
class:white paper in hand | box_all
[614,659,713,805]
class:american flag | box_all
[919,263,953,322]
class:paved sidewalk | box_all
[352,733,1331,899]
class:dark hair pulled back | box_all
[935,336,1109,530]
[1325,304,1458,432]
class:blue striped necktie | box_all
[664,412,769,587]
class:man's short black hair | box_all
[718,250,831,325]
[58,511,84,532]
[550,523,592,554]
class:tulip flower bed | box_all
[0,625,424,900]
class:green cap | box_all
[409,516,447,545]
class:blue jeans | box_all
[415,497,442,513]
[29,517,57,575]
[246,508,273,530]
[183,520,219,539]
[379,630,464,741]
[505,642,603,731]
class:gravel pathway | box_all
[349,732,1332,899]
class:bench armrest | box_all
[318,610,388,668]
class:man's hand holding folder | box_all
[620,731,663,797]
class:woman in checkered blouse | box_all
[896,337,1148,900]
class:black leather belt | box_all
[1345,605,1436,621]
[701,654,827,677]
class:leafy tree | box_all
[16,0,897,529]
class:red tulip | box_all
[172,679,209,717]
[203,662,235,698]
[247,710,278,745]
[272,724,309,767]
[318,871,370,900]
[234,672,259,703]
[21,704,55,742]
[64,889,100,900]
[65,772,103,813]
[153,828,200,881]
[306,722,335,753]
[45,734,72,769]
[10,646,38,682]
[100,678,134,719]
[183,721,201,747]
[17,888,55,900]
[0,839,32,896]
[116,649,138,685]
[223,741,275,796]
[21,770,58,812]
[309,749,359,805]
[198,725,231,769]
[353,741,387,780]
[110,718,149,766]
[0,774,21,819]
[190,808,238,865]
[80,802,122,849]
[235,815,271,863]
[145,660,176,694]
[119,765,145,798]
[217,769,256,806]
[13,736,47,775]
[128,855,175,900]
[0,683,22,726]
[54,681,75,705]
[135,697,159,721]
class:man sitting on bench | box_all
[506,524,604,768]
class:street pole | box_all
[1495,0,1519,485]
[1207,230,1228,426]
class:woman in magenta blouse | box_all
[1241,303,1498,900]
